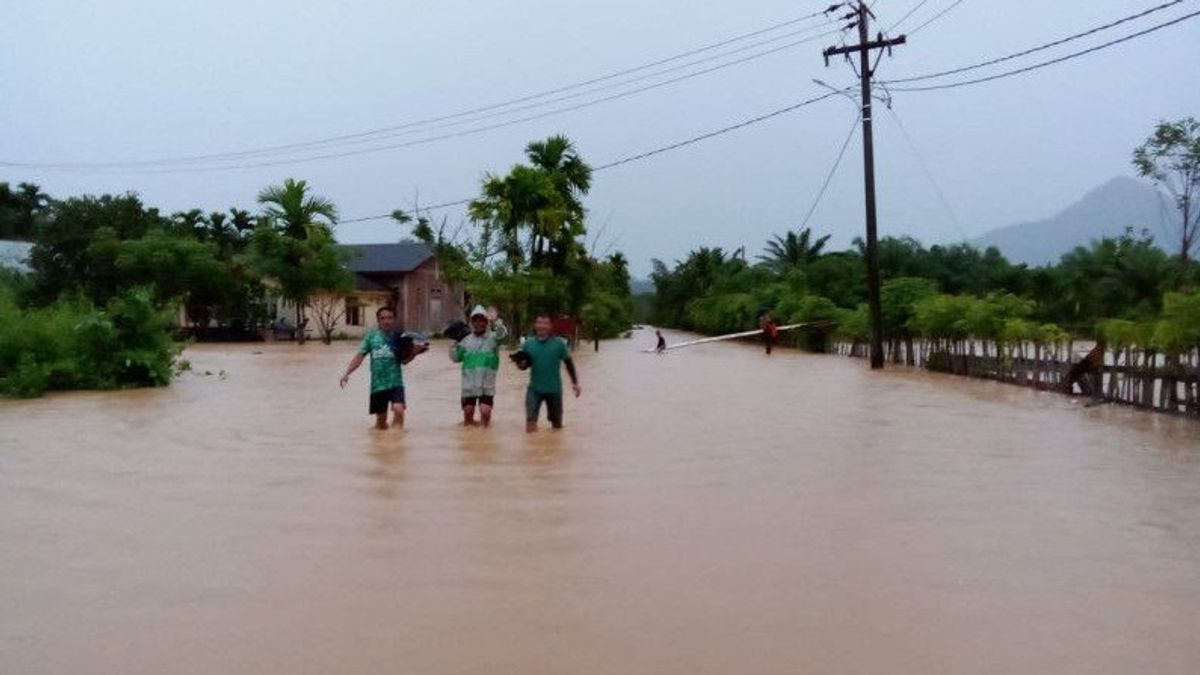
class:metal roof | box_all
[339,242,432,273]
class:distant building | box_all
[269,242,467,338]
[0,240,34,273]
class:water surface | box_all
[2,330,1197,674]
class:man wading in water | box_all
[516,314,581,433]
[339,306,427,430]
[450,305,508,427]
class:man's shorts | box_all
[369,386,406,415]
[461,395,495,409]
[525,389,563,427]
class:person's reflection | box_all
[458,424,500,465]
[364,433,405,500]
[522,426,567,476]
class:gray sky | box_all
[3,1,1198,276]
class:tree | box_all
[0,182,50,241]
[28,193,170,304]
[758,227,830,273]
[252,179,345,342]
[880,277,937,364]
[468,135,592,277]
[1049,230,1172,324]
[1133,117,1200,269]
[257,178,338,241]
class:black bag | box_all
[509,350,532,371]
[443,320,470,343]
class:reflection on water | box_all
[2,331,1198,675]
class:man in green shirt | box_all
[339,306,427,430]
[519,314,581,433]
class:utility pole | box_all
[823,2,905,370]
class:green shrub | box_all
[0,287,179,397]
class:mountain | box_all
[630,278,655,295]
[973,176,1169,266]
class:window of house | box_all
[345,297,363,326]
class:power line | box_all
[5,25,842,173]
[800,116,860,229]
[906,0,966,35]
[880,103,969,241]
[885,8,1200,91]
[886,0,932,33]
[888,0,1184,83]
[595,90,844,170]
[1,10,836,170]
[339,90,846,224]
[189,21,842,163]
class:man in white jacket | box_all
[449,305,508,427]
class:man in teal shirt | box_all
[519,314,581,432]
[339,306,427,430]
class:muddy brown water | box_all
[2,329,1198,674]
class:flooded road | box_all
[2,328,1198,674]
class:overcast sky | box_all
[3,1,1198,276]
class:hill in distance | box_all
[973,176,1170,266]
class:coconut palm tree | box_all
[758,227,831,274]
[253,179,341,343]
[257,178,338,240]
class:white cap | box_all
[470,305,489,319]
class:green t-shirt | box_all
[359,329,403,393]
[524,336,570,394]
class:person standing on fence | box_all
[760,311,779,355]
[1065,341,1106,405]
[450,305,508,427]
[339,306,428,430]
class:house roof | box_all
[353,273,393,292]
[339,242,432,273]
[0,240,34,273]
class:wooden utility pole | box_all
[823,2,905,369]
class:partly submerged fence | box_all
[834,338,1200,419]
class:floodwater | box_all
[2,329,1198,675]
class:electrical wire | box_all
[3,26,845,174]
[884,8,1200,91]
[886,0,932,33]
[888,0,1185,83]
[800,116,860,229]
[339,90,848,224]
[906,0,966,35]
[881,104,969,241]
[0,10,837,170]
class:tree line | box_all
[0,134,636,397]
[648,118,1200,360]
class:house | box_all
[270,242,467,339]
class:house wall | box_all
[398,258,466,334]
[277,291,391,339]
[268,258,465,338]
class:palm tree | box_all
[758,227,831,273]
[254,179,340,342]
[525,135,592,270]
[257,178,338,240]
